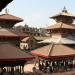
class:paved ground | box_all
[1,63,75,75]
[33,70,75,75]
[1,71,75,75]
[24,63,75,75]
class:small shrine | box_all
[20,36,37,50]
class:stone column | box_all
[0,67,3,75]
[21,65,24,74]
[11,67,14,75]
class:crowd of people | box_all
[38,59,75,73]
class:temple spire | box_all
[62,6,68,13]
[5,8,9,14]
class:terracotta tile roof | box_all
[0,43,34,60]
[0,28,18,37]
[0,13,23,22]
[50,12,75,19]
[31,44,75,59]
[46,22,75,30]
[0,28,28,37]
[13,30,28,37]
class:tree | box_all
[24,24,29,28]
[0,0,13,11]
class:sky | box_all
[1,0,75,28]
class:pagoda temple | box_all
[31,7,75,74]
[0,11,34,75]
[0,11,28,46]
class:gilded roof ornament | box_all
[62,6,68,13]
[5,8,9,14]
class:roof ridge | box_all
[48,43,54,57]
[60,22,63,28]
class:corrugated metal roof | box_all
[39,35,75,44]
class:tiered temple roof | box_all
[0,12,28,38]
[0,13,23,22]
[31,44,75,60]
[41,7,75,44]
[46,7,75,30]
[31,7,75,74]
[0,12,34,59]
[46,22,75,30]
[50,7,75,22]
[0,27,28,38]
[32,7,75,57]
[50,10,75,19]
[0,12,23,28]
[0,1,34,74]
[0,10,34,74]
[0,43,34,61]
[0,28,17,37]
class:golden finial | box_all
[62,6,68,13]
[5,8,9,14]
